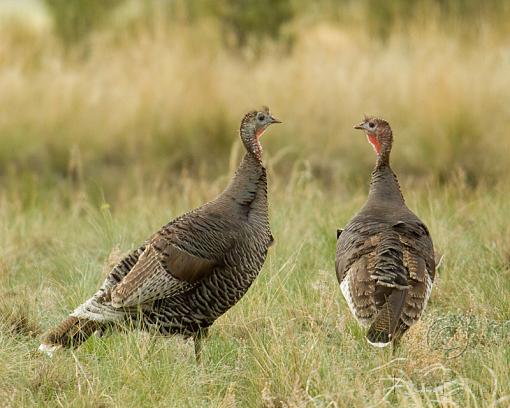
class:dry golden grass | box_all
[0,14,509,184]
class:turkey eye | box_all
[257,114,265,122]
[369,122,375,128]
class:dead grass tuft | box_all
[0,291,41,338]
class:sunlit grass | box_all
[1,172,509,406]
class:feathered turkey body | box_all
[40,107,280,357]
[335,117,435,347]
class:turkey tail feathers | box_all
[39,316,104,355]
[366,289,406,347]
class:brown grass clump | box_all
[0,290,41,338]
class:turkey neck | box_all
[222,152,268,210]
[367,158,405,207]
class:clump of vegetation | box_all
[210,0,294,50]
[43,0,126,47]
[0,291,40,338]
[425,313,510,359]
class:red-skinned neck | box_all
[255,127,267,140]
[240,124,264,162]
[367,133,381,155]
[367,131,392,169]
[366,129,403,204]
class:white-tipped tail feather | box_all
[366,339,391,348]
[38,343,61,357]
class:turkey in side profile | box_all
[335,117,435,347]
[39,107,281,359]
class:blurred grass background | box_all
[1,1,510,406]
[1,0,509,191]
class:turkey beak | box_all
[353,121,366,130]
[270,115,282,124]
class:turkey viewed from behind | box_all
[335,117,435,347]
[40,107,281,359]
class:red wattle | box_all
[367,134,381,154]
[256,128,266,139]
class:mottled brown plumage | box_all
[40,107,281,359]
[336,117,435,347]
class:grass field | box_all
[1,173,510,406]
[1,2,510,407]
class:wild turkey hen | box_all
[40,107,281,359]
[335,117,435,347]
